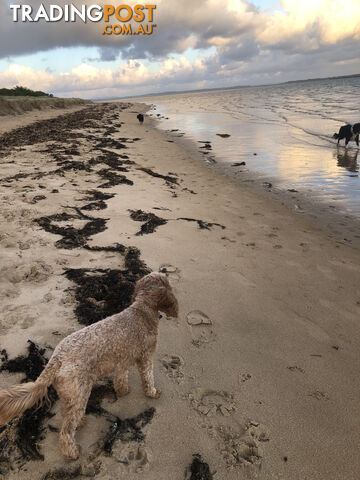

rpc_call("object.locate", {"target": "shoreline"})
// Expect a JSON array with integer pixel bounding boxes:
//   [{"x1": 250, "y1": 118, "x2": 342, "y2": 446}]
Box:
[
  {"x1": 140, "y1": 102, "x2": 360, "y2": 250},
  {"x1": 0, "y1": 101, "x2": 359, "y2": 479}
]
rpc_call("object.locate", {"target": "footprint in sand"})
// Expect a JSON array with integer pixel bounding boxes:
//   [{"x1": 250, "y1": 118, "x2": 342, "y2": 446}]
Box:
[
  {"x1": 186, "y1": 310, "x2": 215, "y2": 347},
  {"x1": 160, "y1": 354, "x2": 184, "y2": 383},
  {"x1": 189, "y1": 388, "x2": 235, "y2": 417},
  {"x1": 3, "y1": 262, "x2": 53, "y2": 284},
  {"x1": 309, "y1": 390, "x2": 329, "y2": 401},
  {"x1": 214, "y1": 420, "x2": 270, "y2": 469},
  {"x1": 186, "y1": 310, "x2": 211, "y2": 326},
  {"x1": 239, "y1": 373, "x2": 252, "y2": 384},
  {"x1": 287, "y1": 366, "x2": 305, "y2": 374},
  {"x1": 112, "y1": 442, "x2": 150, "y2": 473},
  {"x1": 159, "y1": 264, "x2": 181, "y2": 282}
]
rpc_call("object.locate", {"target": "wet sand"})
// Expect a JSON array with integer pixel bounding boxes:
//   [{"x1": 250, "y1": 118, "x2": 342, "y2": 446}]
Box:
[{"x1": 0, "y1": 102, "x2": 359, "y2": 480}]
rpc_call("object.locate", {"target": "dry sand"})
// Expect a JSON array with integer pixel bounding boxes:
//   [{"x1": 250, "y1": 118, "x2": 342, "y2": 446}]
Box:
[{"x1": 0, "y1": 101, "x2": 359, "y2": 480}]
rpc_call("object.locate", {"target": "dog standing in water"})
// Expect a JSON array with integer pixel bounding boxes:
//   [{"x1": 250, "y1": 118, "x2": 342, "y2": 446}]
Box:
[
  {"x1": 333, "y1": 123, "x2": 360, "y2": 146},
  {"x1": 0, "y1": 272, "x2": 178, "y2": 459}
]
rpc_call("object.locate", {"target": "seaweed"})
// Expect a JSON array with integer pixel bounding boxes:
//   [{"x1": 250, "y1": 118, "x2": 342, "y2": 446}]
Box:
[
  {"x1": 34, "y1": 209, "x2": 108, "y2": 249},
  {"x1": 65, "y1": 246, "x2": 149, "y2": 325},
  {"x1": 0, "y1": 341, "x2": 57, "y2": 467},
  {"x1": 178, "y1": 217, "x2": 225, "y2": 230},
  {"x1": 0, "y1": 105, "x2": 113, "y2": 156},
  {"x1": 102, "y1": 408, "x2": 155, "y2": 455},
  {"x1": 97, "y1": 168, "x2": 133, "y2": 188},
  {"x1": 1, "y1": 340, "x2": 47, "y2": 381},
  {"x1": 138, "y1": 167, "x2": 178, "y2": 185},
  {"x1": 81, "y1": 190, "x2": 115, "y2": 202},
  {"x1": 95, "y1": 138, "x2": 127, "y2": 150},
  {"x1": 41, "y1": 461, "x2": 102, "y2": 480},
  {"x1": 91, "y1": 149, "x2": 133, "y2": 169},
  {"x1": 41, "y1": 466, "x2": 82, "y2": 480},
  {"x1": 80, "y1": 189, "x2": 115, "y2": 210},
  {"x1": 187, "y1": 454, "x2": 213, "y2": 480},
  {"x1": 80, "y1": 200, "x2": 107, "y2": 211},
  {"x1": 129, "y1": 209, "x2": 167, "y2": 235},
  {"x1": 86, "y1": 381, "x2": 117, "y2": 416}
]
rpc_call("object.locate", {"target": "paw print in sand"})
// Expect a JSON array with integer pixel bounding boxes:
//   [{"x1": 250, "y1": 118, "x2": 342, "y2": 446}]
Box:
[
  {"x1": 160, "y1": 354, "x2": 184, "y2": 383},
  {"x1": 159, "y1": 264, "x2": 181, "y2": 282},
  {"x1": 112, "y1": 442, "x2": 150, "y2": 473},
  {"x1": 189, "y1": 388, "x2": 235, "y2": 417},
  {"x1": 216, "y1": 420, "x2": 270, "y2": 469},
  {"x1": 186, "y1": 310, "x2": 215, "y2": 347}
]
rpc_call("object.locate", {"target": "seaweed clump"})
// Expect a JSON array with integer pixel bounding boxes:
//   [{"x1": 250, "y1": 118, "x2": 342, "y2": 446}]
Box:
[
  {"x1": 80, "y1": 189, "x2": 115, "y2": 211},
  {"x1": 178, "y1": 217, "x2": 225, "y2": 230},
  {"x1": 129, "y1": 209, "x2": 167, "y2": 235},
  {"x1": 102, "y1": 408, "x2": 155, "y2": 455},
  {"x1": 34, "y1": 208, "x2": 108, "y2": 249},
  {"x1": 0, "y1": 341, "x2": 57, "y2": 469},
  {"x1": 138, "y1": 167, "x2": 178, "y2": 185},
  {"x1": 187, "y1": 454, "x2": 213, "y2": 480},
  {"x1": 65, "y1": 246, "x2": 150, "y2": 325},
  {"x1": 97, "y1": 168, "x2": 134, "y2": 188}
]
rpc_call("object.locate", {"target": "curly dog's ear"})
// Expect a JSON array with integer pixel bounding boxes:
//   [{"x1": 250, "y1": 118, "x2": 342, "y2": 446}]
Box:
[
  {"x1": 131, "y1": 273, "x2": 178, "y2": 317},
  {"x1": 157, "y1": 275, "x2": 178, "y2": 318},
  {"x1": 131, "y1": 272, "x2": 163, "y2": 303}
]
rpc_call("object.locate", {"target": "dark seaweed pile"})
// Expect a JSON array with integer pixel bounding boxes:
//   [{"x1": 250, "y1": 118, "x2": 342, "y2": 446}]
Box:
[
  {"x1": 65, "y1": 246, "x2": 150, "y2": 325},
  {"x1": 129, "y1": 209, "x2": 168, "y2": 235},
  {"x1": 80, "y1": 189, "x2": 115, "y2": 209},
  {"x1": 0, "y1": 342, "x2": 57, "y2": 468},
  {"x1": 102, "y1": 408, "x2": 155, "y2": 455},
  {"x1": 97, "y1": 168, "x2": 133, "y2": 188},
  {"x1": 188, "y1": 454, "x2": 213, "y2": 480},
  {"x1": 34, "y1": 209, "x2": 108, "y2": 249},
  {"x1": 0, "y1": 105, "x2": 108, "y2": 155}
]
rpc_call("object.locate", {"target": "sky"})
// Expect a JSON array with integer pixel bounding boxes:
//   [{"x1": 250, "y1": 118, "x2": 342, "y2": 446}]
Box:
[{"x1": 0, "y1": 0, "x2": 359, "y2": 99}]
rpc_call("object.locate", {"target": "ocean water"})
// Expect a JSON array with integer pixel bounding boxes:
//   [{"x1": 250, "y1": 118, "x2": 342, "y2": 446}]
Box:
[{"x1": 137, "y1": 76, "x2": 360, "y2": 215}]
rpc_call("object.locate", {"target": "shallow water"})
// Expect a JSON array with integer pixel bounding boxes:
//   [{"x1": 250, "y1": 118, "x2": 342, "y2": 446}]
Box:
[{"x1": 136, "y1": 77, "x2": 360, "y2": 215}]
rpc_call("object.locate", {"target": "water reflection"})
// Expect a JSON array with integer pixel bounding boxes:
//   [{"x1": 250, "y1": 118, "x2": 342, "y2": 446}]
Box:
[
  {"x1": 137, "y1": 77, "x2": 360, "y2": 215},
  {"x1": 335, "y1": 148, "x2": 359, "y2": 173}
]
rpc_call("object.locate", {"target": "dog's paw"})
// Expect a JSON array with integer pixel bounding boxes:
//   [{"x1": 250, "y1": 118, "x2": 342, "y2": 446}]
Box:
[
  {"x1": 63, "y1": 444, "x2": 81, "y2": 460},
  {"x1": 116, "y1": 386, "x2": 131, "y2": 397},
  {"x1": 146, "y1": 387, "x2": 161, "y2": 399}
]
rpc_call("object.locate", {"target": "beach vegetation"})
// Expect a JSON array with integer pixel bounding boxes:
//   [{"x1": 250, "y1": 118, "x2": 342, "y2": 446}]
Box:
[{"x1": 0, "y1": 86, "x2": 53, "y2": 97}]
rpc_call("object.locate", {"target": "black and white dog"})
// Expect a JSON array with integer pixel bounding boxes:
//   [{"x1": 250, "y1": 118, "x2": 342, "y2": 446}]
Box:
[
  {"x1": 333, "y1": 123, "x2": 360, "y2": 146},
  {"x1": 137, "y1": 113, "x2": 144, "y2": 124}
]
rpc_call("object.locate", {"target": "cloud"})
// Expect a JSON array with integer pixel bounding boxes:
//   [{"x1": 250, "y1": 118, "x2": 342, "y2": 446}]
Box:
[
  {"x1": 258, "y1": 0, "x2": 360, "y2": 48},
  {"x1": 1, "y1": 1, "x2": 360, "y2": 97},
  {"x1": 0, "y1": 55, "x2": 208, "y2": 97},
  {"x1": 1, "y1": 0, "x2": 360, "y2": 60}
]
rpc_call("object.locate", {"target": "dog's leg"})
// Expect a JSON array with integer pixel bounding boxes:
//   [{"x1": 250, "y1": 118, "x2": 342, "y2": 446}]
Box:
[
  {"x1": 356, "y1": 135, "x2": 359, "y2": 147},
  {"x1": 56, "y1": 377, "x2": 92, "y2": 460},
  {"x1": 345, "y1": 137, "x2": 350, "y2": 146},
  {"x1": 114, "y1": 368, "x2": 130, "y2": 396},
  {"x1": 136, "y1": 358, "x2": 161, "y2": 398}
]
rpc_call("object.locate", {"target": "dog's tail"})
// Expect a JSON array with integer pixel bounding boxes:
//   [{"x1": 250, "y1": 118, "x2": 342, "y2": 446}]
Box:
[
  {"x1": 333, "y1": 133, "x2": 339, "y2": 139},
  {"x1": 0, "y1": 357, "x2": 58, "y2": 425}
]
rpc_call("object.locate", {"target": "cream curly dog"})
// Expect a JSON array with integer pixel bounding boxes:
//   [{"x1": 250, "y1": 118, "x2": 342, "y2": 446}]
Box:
[{"x1": 0, "y1": 272, "x2": 178, "y2": 459}]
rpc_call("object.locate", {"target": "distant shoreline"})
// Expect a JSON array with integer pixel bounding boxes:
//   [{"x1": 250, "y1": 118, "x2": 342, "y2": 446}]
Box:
[{"x1": 96, "y1": 72, "x2": 360, "y2": 101}]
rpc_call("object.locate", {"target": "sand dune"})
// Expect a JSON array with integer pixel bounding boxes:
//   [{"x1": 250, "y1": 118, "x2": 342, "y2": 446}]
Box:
[{"x1": 0, "y1": 96, "x2": 89, "y2": 117}]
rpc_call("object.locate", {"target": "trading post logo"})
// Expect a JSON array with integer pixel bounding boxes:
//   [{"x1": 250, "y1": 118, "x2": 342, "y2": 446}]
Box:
[{"x1": 9, "y1": 4, "x2": 157, "y2": 36}]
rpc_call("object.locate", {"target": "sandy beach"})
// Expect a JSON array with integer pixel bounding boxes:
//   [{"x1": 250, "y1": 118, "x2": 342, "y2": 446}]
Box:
[{"x1": 0, "y1": 101, "x2": 359, "y2": 480}]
